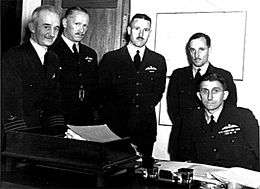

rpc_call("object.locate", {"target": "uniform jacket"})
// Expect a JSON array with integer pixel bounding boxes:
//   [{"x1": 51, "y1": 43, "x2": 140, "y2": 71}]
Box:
[
  {"x1": 99, "y1": 46, "x2": 167, "y2": 143},
  {"x1": 50, "y1": 36, "x2": 98, "y2": 125},
  {"x1": 167, "y1": 64, "x2": 237, "y2": 159},
  {"x1": 177, "y1": 104, "x2": 259, "y2": 170},
  {"x1": 2, "y1": 41, "x2": 62, "y2": 129}
]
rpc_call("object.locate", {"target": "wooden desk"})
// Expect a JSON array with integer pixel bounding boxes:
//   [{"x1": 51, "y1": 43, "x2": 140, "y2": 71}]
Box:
[
  {"x1": 1, "y1": 126, "x2": 138, "y2": 187},
  {"x1": 2, "y1": 164, "x2": 196, "y2": 189}
]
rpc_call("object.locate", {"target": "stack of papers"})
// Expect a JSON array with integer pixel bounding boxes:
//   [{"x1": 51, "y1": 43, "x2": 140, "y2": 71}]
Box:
[
  {"x1": 65, "y1": 124, "x2": 121, "y2": 143},
  {"x1": 211, "y1": 167, "x2": 260, "y2": 188}
]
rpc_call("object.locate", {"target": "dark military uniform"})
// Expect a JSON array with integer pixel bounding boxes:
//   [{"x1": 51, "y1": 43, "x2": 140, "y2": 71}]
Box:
[
  {"x1": 51, "y1": 36, "x2": 99, "y2": 125},
  {"x1": 177, "y1": 104, "x2": 259, "y2": 171},
  {"x1": 99, "y1": 46, "x2": 167, "y2": 161},
  {"x1": 2, "y1": 41, "x2": 62, "y2": 130},
  {"x1": 167, "y1": 64, "x2": 237, "y2": 160}
]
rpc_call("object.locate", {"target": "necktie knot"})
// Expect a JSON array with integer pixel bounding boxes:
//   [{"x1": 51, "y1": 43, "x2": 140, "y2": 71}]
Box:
[
  {"x1": 209, "y1": 115, "x2": 216, "y2": 125},
  {"x1": 43, "y1": 48, "x2": 49, "y2": 65},
  {"x1": 72, "y1": 43, "x2": 79, "y2": 60},
  {"x1": 134, "y1": 50, "x2": 141, "y2": 70},
  {"x1": 72, "y1": 43, "x2": 78, "y2": 54},
  {"x1": 195, "y1": 68, "x2": 201, "y2": 78}
]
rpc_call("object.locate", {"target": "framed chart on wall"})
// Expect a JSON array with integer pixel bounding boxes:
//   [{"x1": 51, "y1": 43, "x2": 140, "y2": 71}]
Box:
[{"x1": 155, "y1": 11, "x2": 247, "y2": 126}]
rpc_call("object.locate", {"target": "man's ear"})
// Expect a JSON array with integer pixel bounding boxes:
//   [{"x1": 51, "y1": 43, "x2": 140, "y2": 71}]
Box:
[
  {"x1": 127, "y1": 26, "x2": 131, "y2": 35},
  {"x1": 62, "y1": 18, "x2": 67, "y2": 28},
  {"x1": 223, "y1": 90, "x2": 229, "y2": 101},
  {"x1": 28, "y1": 21, "x2": 35, "y2": 33},
  {"x1": 196, "y1": 92, "x2": 202, "y2": 101}
]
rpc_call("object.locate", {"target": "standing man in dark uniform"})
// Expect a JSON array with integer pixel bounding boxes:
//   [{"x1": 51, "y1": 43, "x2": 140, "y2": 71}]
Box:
[
  {"x1": 177, "y1": 73, "x2": 259, "y2": 170},
  {"x1": 51, "y1": 7, "x2": 99, "y2": 125},
  {"x1": 99, "y1": 14, "x2": 167, "y2": 168},
  {"x1": 167, "y1": 33, "x2": 237, "y2": 160},
  {"x1": 2, "y1": 5, "x2": 62, "y2": 131}
]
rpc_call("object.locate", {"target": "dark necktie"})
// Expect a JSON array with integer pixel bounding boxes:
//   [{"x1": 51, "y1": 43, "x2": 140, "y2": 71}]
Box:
[
  {"x1": 195, "y1": 68, "x2": 202, "y2": 81},
  {"x1": 208, "y1": 115, "x2": 216, "y2": 132},
  {"x1": 43, "y1": 49, "x2": 49, "y2": 76},
  {"x1": 72, "y1": 43, "x2": 79, "y2": 59},
  {"x1": 134, "y1": 50, "x2": 141, "y2": 70}
]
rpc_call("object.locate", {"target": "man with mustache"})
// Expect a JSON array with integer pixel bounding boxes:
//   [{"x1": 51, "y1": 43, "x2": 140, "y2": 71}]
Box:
[
  {"x1": 167, "y1": 32, "x2": 237, "y2": 160},
  {"x1": 51, "y1": 7, "x2": 99, "y2": 125},
  {"x1": 177, "y1": 73, "x2": 259, "y2": 170},
  {"x1": 2, "y1": 5, "x2": 63, "y2": 130},
  {"x1": 99, "y1": 14, "x2": 167, "y2": 168}
]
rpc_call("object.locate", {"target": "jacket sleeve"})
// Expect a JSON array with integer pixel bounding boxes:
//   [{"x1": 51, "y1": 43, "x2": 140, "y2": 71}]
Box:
[
  {"x1": 149, "y1": 55, "x2": 167, "y2": 108},
  {"x1": 2, "y1": 50, "x2": 24, "y2": 124},
  {"x1": 242, "y1": 108, "x2": 259, "y2": 170},
  {"x1": 225, "y1": 71, "x2": 237, "y2": 106},
  {"x1": 166, "y1": 71, "x2": 181, "y2": 126}
]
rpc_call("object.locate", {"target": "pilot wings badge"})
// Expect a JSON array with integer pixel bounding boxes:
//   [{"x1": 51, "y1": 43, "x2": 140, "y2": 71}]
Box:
[
  {"x1": 145, "y1": 66, "x2": 157, "y2": 72},
  {"x1": 85, "y1": 56, "x2": 93, "y2": 62}
]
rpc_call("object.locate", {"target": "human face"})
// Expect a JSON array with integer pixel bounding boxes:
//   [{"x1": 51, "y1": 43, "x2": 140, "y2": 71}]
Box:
[
  {"x1": 189, "y1": 37, "x2": 209, "y2": 67},
  {"x1": 62, "y1": 10, "x2": 89, "y2": 42},
  {"x1": 127, "y1": 18, "x2": 151, "y2": 47},
  {"x1": 29, "y1": 10, "x2": 60, "y2": 47},
  {"x1": 197, "y1": 80, "x2": 229, "y2": 113}
]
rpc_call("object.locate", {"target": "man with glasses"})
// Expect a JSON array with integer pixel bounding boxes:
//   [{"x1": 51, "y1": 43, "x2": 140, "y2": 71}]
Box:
[
  {"x1": 167, "y1": 32, "x2": 237, "y2": 160},
  {"x1": 176, "y1": 73, "x2": 259, "y2": 170}
]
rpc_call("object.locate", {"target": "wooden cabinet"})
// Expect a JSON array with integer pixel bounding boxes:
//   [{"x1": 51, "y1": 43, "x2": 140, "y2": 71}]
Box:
[{"x1": 43, "y1": 0, "x2": 130, "y2": 62}]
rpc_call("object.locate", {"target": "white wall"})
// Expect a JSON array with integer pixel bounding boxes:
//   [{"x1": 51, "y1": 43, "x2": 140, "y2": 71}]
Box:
[
  {"x1": 130, "y1": 0, "x2": 260, "y2": 160},
  {"x1": 21, "y1": 0, "x2": 41, "y2": 43}
]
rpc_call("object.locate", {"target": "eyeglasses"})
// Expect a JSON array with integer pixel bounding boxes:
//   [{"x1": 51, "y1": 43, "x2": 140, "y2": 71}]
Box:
[{"x1": 199, "y1": 88, "x2": 224, "y2": 96}]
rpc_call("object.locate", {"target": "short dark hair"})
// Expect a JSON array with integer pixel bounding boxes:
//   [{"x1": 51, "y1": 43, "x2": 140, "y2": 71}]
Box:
[
  {"x1": 129, "y1": 13, "x2": 151, "y2": 26},
  {"x1": 64, "y1": 6, "x2": 89, "y2": 18},
  {"x1": 187, "y1": 32, "x2": 211, "y2": 48},
  {"x1": 199, "y1": 73, "x2": 228, "y2": 91},
  {"x1": 185, "y1": 32, "x2": 211, "y2": 65}
]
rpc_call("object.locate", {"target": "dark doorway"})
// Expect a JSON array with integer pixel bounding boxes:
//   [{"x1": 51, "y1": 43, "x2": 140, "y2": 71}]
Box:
[{"x1": 1, "y1": 0, "x2": 23, "y2": 54}]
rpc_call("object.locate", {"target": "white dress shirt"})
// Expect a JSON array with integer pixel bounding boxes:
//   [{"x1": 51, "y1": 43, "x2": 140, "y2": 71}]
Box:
[
  {"x1": 127, "y1": 42, "x2": 145, "y2": 62},
  {"x1": 30, "y1": 38, "x2": 48, "y2": 65},
  {"x1": 61, "y1": 34, "x2": 79, "y2": 53},
  {"x1": 204, "y1": 104, "x2": 224, "y2": 124},
  {"x1": 192, "y1": 61, "x2": 209, "y2": 78}
]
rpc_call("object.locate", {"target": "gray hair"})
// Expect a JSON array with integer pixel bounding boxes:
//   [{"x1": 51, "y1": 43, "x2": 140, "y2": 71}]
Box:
[{"x1": 31, "y1": 5, "x2": 61, "y2": 23}]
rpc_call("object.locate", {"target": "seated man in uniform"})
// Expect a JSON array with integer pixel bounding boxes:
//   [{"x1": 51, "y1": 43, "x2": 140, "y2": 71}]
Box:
[{"x1": 176, "y1": 73, "x2": 259, "y2": 170}]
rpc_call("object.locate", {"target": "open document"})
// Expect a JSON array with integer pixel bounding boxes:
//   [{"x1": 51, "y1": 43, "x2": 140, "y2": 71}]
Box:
[{"x1": 65, "y1": 124, "x2": 121, "y2": 143}]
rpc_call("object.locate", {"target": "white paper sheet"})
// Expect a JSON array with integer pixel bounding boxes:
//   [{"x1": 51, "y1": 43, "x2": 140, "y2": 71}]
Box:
[
  {"x1": 66, "y1": 124, "x2": 121, "y2": 143},
  {"x1": 211, "y1": 167, "x2": 260, "y2": 188}
]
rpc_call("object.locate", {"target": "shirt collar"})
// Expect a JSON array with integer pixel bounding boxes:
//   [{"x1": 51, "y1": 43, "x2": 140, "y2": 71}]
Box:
[
  {"x1": 30, "y1": 38, "x2": 48, "y2": 65},
  {"x1": 204, "y1": 103, "x2": 224, "y2": 124},
  {"x1": 192, "y1": 61, "x2": 209, "y2": 77},
  {"x1": 127, "y1": 42, "x2": 146, "y2": 61},
  {"x1": 62, "y1": 34, "x2": 79, "y2": 53}
]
